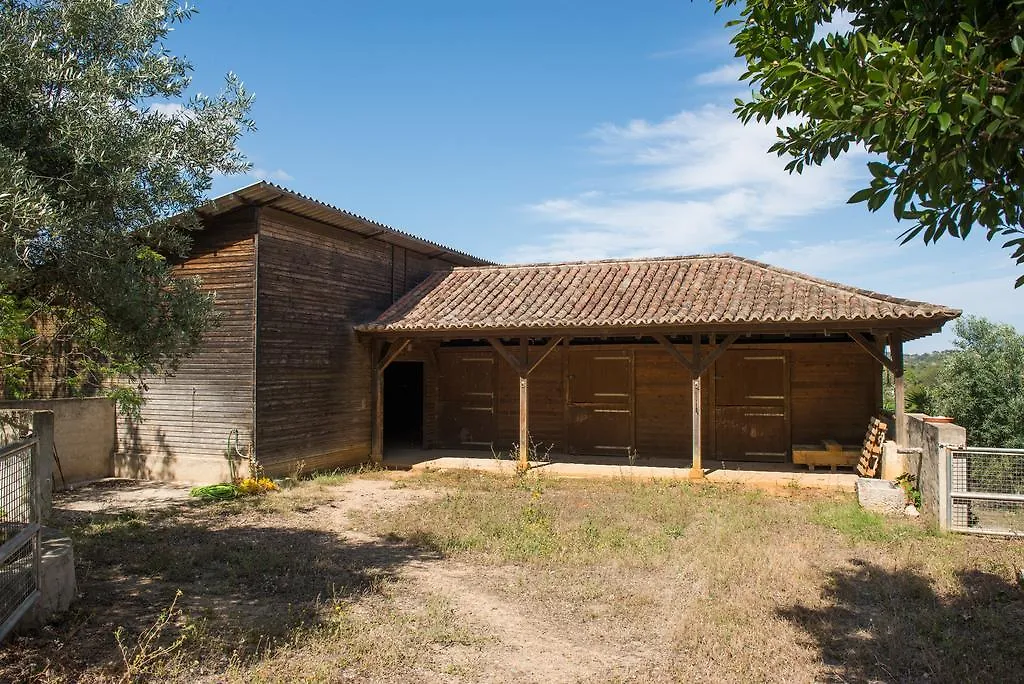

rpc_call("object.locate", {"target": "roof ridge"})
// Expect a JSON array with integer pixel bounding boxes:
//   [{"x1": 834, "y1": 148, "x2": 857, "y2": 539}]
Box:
[
  {"x1": 213, "y1": 181, "x2": 490, "y2": 264},
  {"x1": 452, "y1": 253, "x2": 733, "y2": 272}
]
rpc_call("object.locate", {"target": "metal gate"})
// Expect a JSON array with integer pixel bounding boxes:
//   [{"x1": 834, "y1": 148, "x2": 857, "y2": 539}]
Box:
[
  {"x1": 0, "y1": 436, "x2": 40, "y2": 640},
  {"x1": 947, "y1": 447, "x2": 1024, "y2": 537}
]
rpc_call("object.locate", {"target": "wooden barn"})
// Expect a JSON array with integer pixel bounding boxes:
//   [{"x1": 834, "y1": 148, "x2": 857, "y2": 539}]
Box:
[
  {"x1": 118, "y1": 183, "x2": 960, "y2": 482},
  {"x1": 357, "y1": 256, "x2": 960, "y2": 474},
  {"x1": 116, "y1": 182, "x2": 487, "y2": 482}
]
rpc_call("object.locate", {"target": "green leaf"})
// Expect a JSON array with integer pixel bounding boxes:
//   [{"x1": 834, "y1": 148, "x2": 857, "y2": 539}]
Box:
[
  {"x1": 868, "y1": 161, "x2": 893, "y2": 179},
  {"x1": 848, "y1": 187, "x2": 874, "y2": 204},
  {"x1": 937, "y1": 112, "x2": 952, "y2": 131},
  {"x1": 1013, "y1": 36, "x2": 1024, "y2": 56}
]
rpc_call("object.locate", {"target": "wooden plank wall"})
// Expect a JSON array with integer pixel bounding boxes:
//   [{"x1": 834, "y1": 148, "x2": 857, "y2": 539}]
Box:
[
  {"x1": 116, "y1": 208, "x2": 258, "y2": 483},
  {"x1": 496, "y1": 347, "x2": 564, "y2": 453},
  {"x1": 433, "y1": 341, "x2": 880, "y2": 461},
  {"x1": 255, "y1": 207, "x2": 454, "y2": 474},
  {"x1": 790, "y1": 343, "x2": 880, "y2": 445}
]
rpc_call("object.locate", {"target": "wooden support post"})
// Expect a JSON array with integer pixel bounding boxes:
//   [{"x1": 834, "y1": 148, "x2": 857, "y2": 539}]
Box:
[
  {"x1": 487, "y1": 336, "x2": 563, "y2": 471},
  {"x1": 891, "y1": 332, "x2": 905, "y2": 446},
  {"x1": 691, "y1": 333, "x2": 704, "y2": 479},
  {"x1": 519, "y1": 376, "x2": 529, "y2": 469},
  {"x1": 692, "y1": 376, "x2": 703, "y2": 479},
  {"x1": 518, "y1": 337, "x2": 530, "y2": 468},
  {"x1": 653, "y1": 332, "x2": 740, "y2": 480},
  {"x1": 371, "y1": 366, "x2": 384, "y2": 463},
  {"x1": 370, "y1": 337, "x2": 411, "y2": 463}
]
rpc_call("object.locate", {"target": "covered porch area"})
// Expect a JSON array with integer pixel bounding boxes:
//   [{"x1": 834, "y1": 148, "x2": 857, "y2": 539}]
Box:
[{"x1": 356, "y1": 255, "x2": 960, "y2": 478}]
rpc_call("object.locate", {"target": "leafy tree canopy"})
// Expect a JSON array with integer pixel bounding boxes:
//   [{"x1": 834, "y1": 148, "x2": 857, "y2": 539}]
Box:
[
  {"x1": 0, "y1": 0, "x2": 253, "y2": 412},
  {"x1": 933, "y1": 317, "x2": 1024, "y2": 448},
  {"x1": 716, "y1": 0, "x2": 1024, "y2": 286}
]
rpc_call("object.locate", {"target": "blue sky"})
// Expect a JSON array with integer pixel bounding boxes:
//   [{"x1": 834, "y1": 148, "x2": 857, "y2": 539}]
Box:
[{"x1": 169, "y1": 1, "x2": 1020, "y2": 352}]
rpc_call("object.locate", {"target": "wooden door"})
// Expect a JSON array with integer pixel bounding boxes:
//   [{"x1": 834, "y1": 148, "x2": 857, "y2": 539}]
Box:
[
  {"x1": 567, "y1": 350, "x2": 634, "y2": 457},
  {"x1": 714, "y1": 351, "x2": 789, "y2": 461},
  {"x1": 438, "y1": 352, "x2": 497, "y2": 448}
]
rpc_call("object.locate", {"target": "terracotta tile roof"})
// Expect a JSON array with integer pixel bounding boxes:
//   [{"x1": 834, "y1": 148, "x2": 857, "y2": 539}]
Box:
[{"x1": 358, "y1": 254, "x2": 961, "y2": 335}]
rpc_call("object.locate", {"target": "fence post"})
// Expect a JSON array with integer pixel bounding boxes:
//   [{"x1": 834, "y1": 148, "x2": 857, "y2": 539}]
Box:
[
  {"x1": 31, "y1": 411, "x2": 54, "y2": 520},
  {"x1": 939, "y1": 446, "x2": 950, "y2": 532}
]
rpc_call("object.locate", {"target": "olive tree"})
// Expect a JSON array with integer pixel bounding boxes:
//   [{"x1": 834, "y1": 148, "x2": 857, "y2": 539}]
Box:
[{"x1": 0, "y1": 0, "x2": 253, "y2": 412}]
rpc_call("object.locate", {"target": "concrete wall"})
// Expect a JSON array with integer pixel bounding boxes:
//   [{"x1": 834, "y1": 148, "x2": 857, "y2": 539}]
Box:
[
  {"x1": 902, "y1": 413, "x2": 967, "y2": 529},
  {"x1": 0, "y1": 398, "x2": 115, "y2": 488}
]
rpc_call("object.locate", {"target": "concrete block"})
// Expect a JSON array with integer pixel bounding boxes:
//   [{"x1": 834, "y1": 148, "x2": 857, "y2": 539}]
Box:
[
  {"x1": 879, "y1": 440, "x2": 906, "y2": 481},
  {"x1": 16, "y1": 528, "x2": 76, "y2": 633},
  {"x1": 857, "y1": 477, "x2": 906, "y2": 514}
]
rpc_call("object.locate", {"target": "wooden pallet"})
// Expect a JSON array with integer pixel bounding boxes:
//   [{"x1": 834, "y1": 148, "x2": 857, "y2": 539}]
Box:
[
  {"x1": 793, "y1": 439, "x2": 860, "y2": 471},
  {"x1": 856, "y1": 417, "x2": 889, "y2": 477}
]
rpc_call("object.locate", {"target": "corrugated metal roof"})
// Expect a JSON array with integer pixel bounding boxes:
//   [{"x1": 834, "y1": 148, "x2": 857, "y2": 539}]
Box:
[
  {"x1": 358, "y1": 254, "x2": 961, "y2": 337},
  {"x1": 198, "y1": 181, "x2": 488, "y2": 266}
]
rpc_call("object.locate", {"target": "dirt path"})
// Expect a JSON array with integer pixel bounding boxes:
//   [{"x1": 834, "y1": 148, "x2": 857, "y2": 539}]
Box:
[
  {"x1": 404, "y1": 561, "x2": 654, "y2": 683},
  {"x1": 315, "y1": 477, "x2": 656, "y2": 683},
  {"x1": 44, "y1": 475, "x2": 660, "y2": 682}
]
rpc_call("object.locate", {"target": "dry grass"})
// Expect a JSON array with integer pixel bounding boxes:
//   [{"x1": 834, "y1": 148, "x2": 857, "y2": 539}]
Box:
[{"x1": 2, "y1": 470, "x2": 1023, "y2": 683}]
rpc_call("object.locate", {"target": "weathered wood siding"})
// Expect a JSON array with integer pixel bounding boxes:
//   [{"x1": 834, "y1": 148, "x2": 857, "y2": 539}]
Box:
[
  {"x1": 790, "y1": 343, "x2": 881, "y2": 445},
  {"x1": 255, "y1": 207, "x2": 454, "y2": 474},
  {"x1": 116, "y1": 208, "x2": 257, "y2": 483},
  {"x1": 496, "y1": 346, "x2": 565, "y2": 453},
  {"x1": 433, "y1": 341, "x2": 881, "y2": 461}
]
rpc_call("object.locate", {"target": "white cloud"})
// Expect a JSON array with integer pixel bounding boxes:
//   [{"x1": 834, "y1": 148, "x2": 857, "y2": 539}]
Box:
[
  {"x1": 251, "y1": 167, "x2": 294, "y2": 183},
  {"x1": 149, "y1": 102, "x2": 192, "y2": 120},
  {"x1": 694, "y1": 63, "x2": 745, "y2": 86},
  {"x1": 758, "y1": 239, "x2": 892, "y2": 277},
  {"x1": 506, "y1": 105, "x2": 863, "y2": 263}
]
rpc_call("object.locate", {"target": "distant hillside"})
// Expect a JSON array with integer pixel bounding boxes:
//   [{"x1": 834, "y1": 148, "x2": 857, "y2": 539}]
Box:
[{"x1": 905, "y1": 349, "x2": 954, "y2": 387}]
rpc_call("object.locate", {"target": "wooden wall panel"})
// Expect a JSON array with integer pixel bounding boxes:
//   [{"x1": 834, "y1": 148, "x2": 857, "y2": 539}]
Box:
[
  {"x1": 790, "y1": 343, "x2": 880, "y2": 445},
  {"x1": 117, "y1": 211, "x2": 257, "y2": 483},
  {"x1": 431, "y1": 341, "x2": 881, "y2": 463},
  {"x1": 437, "y1": 351, "x2": 496, "y2": 447},
  {"x1": 496, "y1": 346, "x2": 564, "y2": 453},
  {"x1": 255, "y1": 207, "x2": 457, "y2": 473},
  {"x1": 634, "y1": 348, "x2": 692, "y2": 460}
]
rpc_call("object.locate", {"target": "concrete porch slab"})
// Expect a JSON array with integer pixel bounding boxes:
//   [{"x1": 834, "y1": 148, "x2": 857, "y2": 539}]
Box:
[{"x1": 384, "y1": 449, "x2": 857, "y2": 493}]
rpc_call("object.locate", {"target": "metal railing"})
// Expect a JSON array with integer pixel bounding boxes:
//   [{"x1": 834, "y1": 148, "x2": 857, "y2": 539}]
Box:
[
  {"x1": 0, "y1": 436, "x2": 40, "y2": 641},
  {"x1": 947, "y1": 447, "x2": 1024, "y2": 537}
]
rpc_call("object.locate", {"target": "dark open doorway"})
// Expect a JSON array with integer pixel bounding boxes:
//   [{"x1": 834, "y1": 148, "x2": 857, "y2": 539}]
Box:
[{"x1": 383, "y1": 361, "x2": 424, "y2": 448}]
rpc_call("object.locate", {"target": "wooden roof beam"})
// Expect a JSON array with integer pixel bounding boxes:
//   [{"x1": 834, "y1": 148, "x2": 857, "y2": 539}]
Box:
[
  {"x1": 848, "y1": 331, "x2": 898, "y2": 374},
  {"x1": 695, "y1": 333, "x2": 740, "y2": 376},
  {"x1": 487, "y1": 337, "x2": 526, "y2": 376},
  {"x1": 653, "y1": 334, "x2": 697, "y2": 375},
  {"x1": 377, "y1": 337, "x2": 411, "y2": 371}
]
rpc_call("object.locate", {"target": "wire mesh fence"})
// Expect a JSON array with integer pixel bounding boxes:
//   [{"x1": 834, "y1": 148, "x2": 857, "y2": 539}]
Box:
[
  {"x1": 0, "y1": 436, "x2": 40, "y2": 640},
  {"x1": 948, "y1": 447, "x2": 1024, "y2": 537}
]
